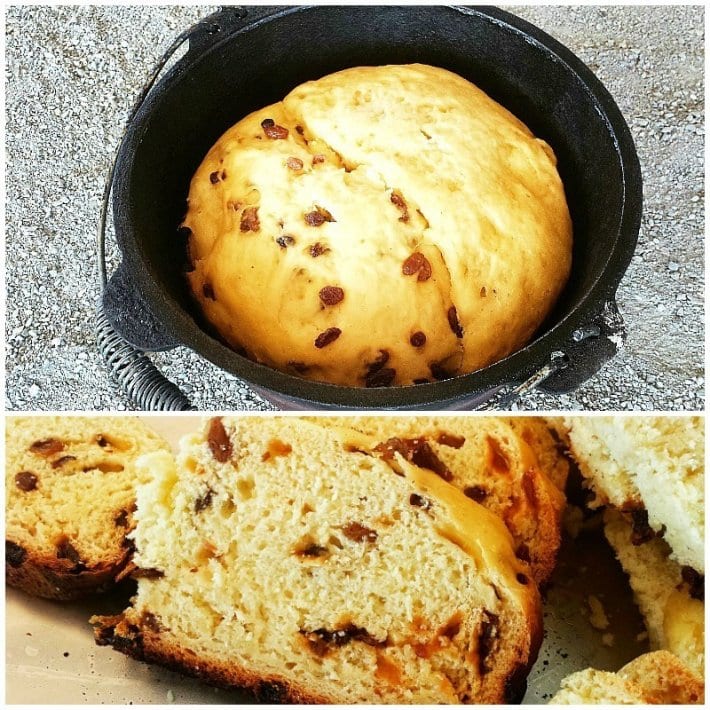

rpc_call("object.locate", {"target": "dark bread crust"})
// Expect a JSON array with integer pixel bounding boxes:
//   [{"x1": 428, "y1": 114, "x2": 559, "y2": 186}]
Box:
[
  {"x1": 92, "y1": 613, "x2": 331, "y2": 704},
  {"x1": 6, "y1": 538, "x2": 130, "y2": 601}
]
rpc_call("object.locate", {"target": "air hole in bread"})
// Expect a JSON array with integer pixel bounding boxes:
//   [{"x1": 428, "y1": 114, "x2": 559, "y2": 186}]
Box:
[
  {"x1": 236, "y1": 479, "x2": 255, "y2": 501},
  {"x1": 219, "y1": 499, "x2": 236, "y2": 519}
]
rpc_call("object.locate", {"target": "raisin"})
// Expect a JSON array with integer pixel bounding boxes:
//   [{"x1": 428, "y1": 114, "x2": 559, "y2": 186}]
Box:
[
  {"x1": 96, "y1": 435, "x2": 110, "y2": 447},
  {"x1": 402, "y1": 252, "x2": 432, "y2": 282},
  {"x1": 209, "y1": 171, "x2": 220, "y2": 184},
  {"x1": 516, "y1": 544, "x2": 531, "y2": 562},
  {"x1": 295, "y1": 125, "x2": 305, "y2": 135},
  {"x1": 286, "y1": 157, "x2": 303, "y2": 170},
  {"x1": 365, "y1": 367, "x2": 396, "y2": 388},
  {"x1": 312, "y1": 154, "x2": 326, "y2": 165},
  {"x1": 305, "y1": 207, "x2": 335, "y2": 226},
  {"x1": 52, "y1": 455, "x2": 77, "y2": 469},
  {"x1": 478, "y1": 612, "x2": 499, "y2": 674},
  {"x1": 375, "y1": 438, "x2": 452, "y2": 481},
  {"x1": 202, "y1": 283, "x2": 216, "y2": 300},
  {"x1": 366, "y1": 349, "x2": 390, "y2": 374},
  {"x1": 276, "y1": 235, "x2": 295, "y2": 248},
  {"x1": 487, "y1": 437, "x2": 510, "y2": 474},
  {"x1": 315, "y1": 327, "x2": 341, "y2": 348},
  {"x1": 15, "y1": 471, "x2": 38, "y2": 491},
  {"x1": 56, "y1": 538, "x2": 83, "y2": 566},
  {"x1": 309, "y1": 242, "x2": 329, "y2": 257},
  {"x1": 319, "y1": 286, "x2": 345, "y2": 306},
  {"x1": 430, "y1": 362, "x2": 455, "y2": 380},
  {"x1": 297, "y1": 543, "x2": 328, "y2": 558},
  {"x1": 194, "y1": 489, "x2": 214, "y2": 513},
  {"x1": 390, "y1": 192, "x2": 410, "y2": 222},
  {"x1": 411, "y1": 441, "x2": 452, "y2": 481},
  {"x1": 629, "y1": 509, "x2": 655, "y2": 545},
  {"x1": 437, "y1": 432, "x2": 465, "y2": 448},
  {"x1": 681, "y1": 566, "x2": 704, "y2": 601},
  {"x1": 464, "y1": 486, "x2": 487, "y2": 503},
  {"x1": 207, "y1": 418, "x2": 232, "y2": 463},
  {"x1": 409, "y1": 493, "x2": 431, "y2": 510},
  {"x1": 300, "y1": 625, "x2": 384, "y2": 656},
  {"x1": 447, "y1": 305, "x2": 464, "y2": 338},
  {"x1": 6, "y1": 541, "x2": 26, "y2": 567},
  {"x1": 261, "y1": 118, "x2": 289, "y2": 139},
  {"x1": 410, "y1": 331, "x2": 426, "y2": 347},
  {"x1": 341, "y1": 522, "x2": 378, "y2": 543},
  {"x1": 240, "y1": 206, "x2": 260, "y2": 232},
  {"x1": 29, "y1": 438, "x2": 64, "y2": 456}
]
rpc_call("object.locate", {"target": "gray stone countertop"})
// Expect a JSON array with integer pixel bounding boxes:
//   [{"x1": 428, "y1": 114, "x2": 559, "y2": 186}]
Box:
[{"x1": 5, "y1": 5, "x2": 704, "y2": 411}]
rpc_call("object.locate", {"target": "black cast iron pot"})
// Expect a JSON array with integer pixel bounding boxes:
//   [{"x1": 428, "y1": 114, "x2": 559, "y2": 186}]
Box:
[{"x1": 102, "y1": 5, "x2": 642, "y2": 410}]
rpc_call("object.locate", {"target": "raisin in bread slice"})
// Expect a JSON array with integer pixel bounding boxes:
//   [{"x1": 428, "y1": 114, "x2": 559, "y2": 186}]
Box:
[
  {"x1": 549, "y1": 651, "x2": 704, "y2": 704},
  {"x1": 6, "y1": 416, "x2": 170, "y2": 600},
  {"x1": 92, "y1": 417, "x2": 541, "y2": 704},
  {"x1": 325, "y1": 416, "x2": 567, "y2": 585},
  {"x1": 561, "y1": 415, "x2": 704, "y2": 572},
  {"x1": 604, "y1": 509, "x2": 704, "y2": 678}
]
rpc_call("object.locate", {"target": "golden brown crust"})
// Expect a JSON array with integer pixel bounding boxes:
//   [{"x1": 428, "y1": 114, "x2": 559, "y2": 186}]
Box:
[
  {"x1": 6, "y1": 539, "x2": 129, "y2": 600},
  {"x1": 92, "y1": 613, "x2": 332, "y2": 704}
]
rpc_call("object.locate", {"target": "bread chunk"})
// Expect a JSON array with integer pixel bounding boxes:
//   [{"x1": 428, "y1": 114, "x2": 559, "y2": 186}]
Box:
[
  {"x1": 326, "y1": 416, "x2": 567, "y2": 585},
  {"x1": 5, "y1": 416, "x2": 170, "y2": 600},
  {"x1": 561, "y1": 415, "x2": 704, "y2": 572},
  {"x1": 184, "y1": 64, "x2": 572, "y2": 386},
  {"x1": 549, "y1": 650, "x2": 703, "y2": 704},
  {"x1": 92, "y1": 417, "x2": 542, "y2": 703}
]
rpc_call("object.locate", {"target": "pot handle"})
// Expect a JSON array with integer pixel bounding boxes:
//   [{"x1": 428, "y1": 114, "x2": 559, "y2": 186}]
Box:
[{"x1": 483, "y1": 298, "x2": 626, "y2": 409}]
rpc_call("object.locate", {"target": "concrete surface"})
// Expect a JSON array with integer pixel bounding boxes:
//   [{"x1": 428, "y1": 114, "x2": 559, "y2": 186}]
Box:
[{"x1": 5, "y1": 5, "x2": 704, "y2": 411}]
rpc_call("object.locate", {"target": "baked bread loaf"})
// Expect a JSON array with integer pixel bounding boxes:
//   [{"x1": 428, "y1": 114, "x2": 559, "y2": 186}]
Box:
[
  {"x1": 327, "y1": 416, "x2": 567, "y2": 584},
  {"x1": 183, "y1": 63, "x2": 572, "y2": 386},
  {"x1": 604, "y1": 509, "x2": 704, "y2": 678},
  {"x1": 5, "y1": 416, "x2": 170, "y2": 600},
  {"x1": 561, "y1": 416, "x2": 704, "y2": 572},
  {"x1": 549, "y1": 651, "x2": 704, "y2": 704},
  {"x1": 92, "y1": 417, "x2": 542, "y2": 703}
]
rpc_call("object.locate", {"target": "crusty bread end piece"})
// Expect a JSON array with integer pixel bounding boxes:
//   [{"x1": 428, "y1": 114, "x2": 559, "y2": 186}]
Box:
[
  {"x1": 5, "y1": 416, "x2": 170, "y2": 600},
  {"x1": 93, "y1": 417, "x2": 542, "y2": 703}
]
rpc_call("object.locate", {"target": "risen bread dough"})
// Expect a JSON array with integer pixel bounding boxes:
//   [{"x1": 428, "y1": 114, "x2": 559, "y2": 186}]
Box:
[{"x1": 184, "y1": 64, "x2": 572, "y2": 387}]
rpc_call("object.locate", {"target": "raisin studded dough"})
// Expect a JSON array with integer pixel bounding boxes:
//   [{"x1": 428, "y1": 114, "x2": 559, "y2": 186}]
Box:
[
  {"x1": 184, "y1": 64, "x2": 573, "y2": 386},
  {"x1": 5, "y1": 416, "x2": 170, "y2": 600},
  {"x1": 329, "y1": 416, "x2": 567, "y2": 585},
  {"x1": 93, "y1": 417, "x2": 542, "y2": 703}
]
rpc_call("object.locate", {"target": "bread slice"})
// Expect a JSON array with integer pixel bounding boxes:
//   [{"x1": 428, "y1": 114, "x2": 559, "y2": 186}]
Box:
[
  {"x1": 618, "y1": 650, "x2": 704, "y2": 704},
  {"x1": 92, "y1": 417, "x2": 542, "y2": 703},
  {"x1": 323, "y1": 416, "x2": 567, "y2": 585},
  {"x1": 561, "y1": 415, "x2": 704, "y2": 572},
  {"x1": 604, "y1": 509, "x2": 704, "y2": 678},
  {"x1": 5, "y1": 415, "x2": 170, "y2": 600},
  {"x1": 548, "y1": 668, "x2": 648, "y2": 704},
  {"x1": 549, "y1": 650, "x2": 704, "y2": 704}
]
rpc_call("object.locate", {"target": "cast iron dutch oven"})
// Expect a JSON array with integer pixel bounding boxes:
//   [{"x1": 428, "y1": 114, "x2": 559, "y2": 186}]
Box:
[{"x1": 101, "y1": 5, "x2": 642, "y2": 410}]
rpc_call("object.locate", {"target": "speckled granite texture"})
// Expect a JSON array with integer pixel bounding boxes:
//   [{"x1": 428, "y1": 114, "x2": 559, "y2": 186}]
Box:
[{"x1": 5, "y1": 6, "x2": 704, "y2": 411}]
